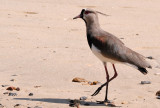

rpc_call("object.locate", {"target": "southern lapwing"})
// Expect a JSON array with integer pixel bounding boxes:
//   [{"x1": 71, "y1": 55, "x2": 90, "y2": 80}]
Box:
[{"x1": 73, "y1": 9, "x2": 152, "y2": 103}]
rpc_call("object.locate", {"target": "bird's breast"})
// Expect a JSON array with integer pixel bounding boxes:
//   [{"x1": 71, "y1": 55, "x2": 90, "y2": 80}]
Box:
[{"x1": 91, "y1": 44, "x2": 120, "y2": 63}]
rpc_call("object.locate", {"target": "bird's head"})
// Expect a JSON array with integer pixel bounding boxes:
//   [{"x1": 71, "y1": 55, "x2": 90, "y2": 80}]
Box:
[
  {"x1": 73, "y1": 9, "x2": 109, "y2": 26},
  {"x1": 73, "y1": 9, "x2": 98, "y2": 24}
]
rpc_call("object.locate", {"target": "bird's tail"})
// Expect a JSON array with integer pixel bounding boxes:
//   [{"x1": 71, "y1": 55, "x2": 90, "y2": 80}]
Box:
[
  {"x1": 138, "y1": 67, "x2": 148, "y2": 75},
  {"x1": 138, "y1": 65, "x2": 152, "y2": 75}
]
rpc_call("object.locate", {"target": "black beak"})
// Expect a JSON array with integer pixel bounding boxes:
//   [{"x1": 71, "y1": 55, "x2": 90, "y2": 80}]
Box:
[
  {"x1": 73, "y1": 14, "x2": 81, "y2": 19},
  {"x1": 73, "y1": 9, "x2": 85, "y2": 20}
]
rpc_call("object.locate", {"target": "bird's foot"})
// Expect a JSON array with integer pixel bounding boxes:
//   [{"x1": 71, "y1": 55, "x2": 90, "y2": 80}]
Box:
[
  {"x1": 96, "y1": 99, "x2": 112, "y2": 104},
  {"x1": 91, "y1": 86, "x2": 102, "y2": 96}
]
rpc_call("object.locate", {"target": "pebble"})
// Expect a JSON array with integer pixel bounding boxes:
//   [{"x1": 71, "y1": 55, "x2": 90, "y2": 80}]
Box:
[
  {"x1": 147, "y1": 56, "x2": 153, "y2": 59},
  {"x1": 91, "y1": 81, "x2": 99, "y2": 85},
  {"x1": 29, "y1": 93, "x2": 33, "y2": 96},
  {"x1": 10, "y1": 79, "x2": 15, "y2": 81},
  {"x1": 6, "y1": 87, "x2": 15, "y2": 91},
  {"x1": 80, "y1": 96, "x2": 87, "y2": 100},
  {"x1": 1, "y1": 85, "x2": 9, "y2": 87},
  {"x1": 8, "y1": 93, "x2": 17, "y2": 96},
  {"x1": 6, "y1": 87, "x2": 20, "y2": 91},
  {"x1": 121, "y1": 101, "x2": 127, "y2": 104},
  {"x1": 12, "y1": 74, "x2": 18, "y2": 76},
  {"x1": 34, "y1": 86, "x2": 41, "y2": 88},
  {"x1": 120, "y1": 38, "x2": 124, "y2": 39},
  {"x1": 88, "y1": 81, "x2": 100, "y2": 85},
  {"x1": 16, "y1": 87, "x2": 20, "y2": 91},
  {"x1": 14, "y1": 104, "x2": 21, "y2": 108},
  {"x1": 72, "y1": 77, "x2": 87, "y2": 82},
  {"x1": 88, "y1": 81, "x2": 92, "y2": 85},
  {"x1": 141, "y1": 81, "x2": 151, "y2": 84},
  {"x1": 3, "y1": 92, "x2": 9, "y2": 95}
]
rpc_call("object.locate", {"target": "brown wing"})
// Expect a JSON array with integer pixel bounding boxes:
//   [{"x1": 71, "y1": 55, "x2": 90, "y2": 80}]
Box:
[{"x1": 92, "y1": 35, "x2": 151, "y2": 69}]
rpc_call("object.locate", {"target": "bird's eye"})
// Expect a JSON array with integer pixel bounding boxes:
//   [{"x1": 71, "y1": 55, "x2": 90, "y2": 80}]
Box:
[{"x1": 84, "y1": 11, "x2": 90, "y2": 14}]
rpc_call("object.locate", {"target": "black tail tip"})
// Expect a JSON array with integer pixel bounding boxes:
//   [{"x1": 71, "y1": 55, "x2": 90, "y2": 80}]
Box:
[{"x1": 138, "y1": 67, "x2": 148, "y2": 75}]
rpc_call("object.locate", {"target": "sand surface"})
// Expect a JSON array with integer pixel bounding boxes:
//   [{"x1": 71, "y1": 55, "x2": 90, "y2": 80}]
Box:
[{"x1": 0, "y1": 0, "x2": 160, "y2": 107}]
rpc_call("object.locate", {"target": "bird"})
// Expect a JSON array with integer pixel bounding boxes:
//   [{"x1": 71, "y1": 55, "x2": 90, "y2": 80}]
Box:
[{"x1": 73, "y1": 9, "x2": 152, "y2": 103}]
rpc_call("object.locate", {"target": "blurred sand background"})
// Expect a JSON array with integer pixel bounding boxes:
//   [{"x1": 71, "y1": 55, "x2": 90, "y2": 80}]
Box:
[{"x1": 0, "y1": 0, "x2": 160, "y2": 107}]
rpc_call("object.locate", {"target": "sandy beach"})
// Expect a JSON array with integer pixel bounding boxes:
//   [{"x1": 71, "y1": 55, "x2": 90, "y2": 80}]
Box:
[{"x1": 0, "y1": 0, "x2": 160, "y2": 107}]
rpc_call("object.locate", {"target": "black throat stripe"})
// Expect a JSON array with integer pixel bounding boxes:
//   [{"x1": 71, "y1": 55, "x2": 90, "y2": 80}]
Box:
[{"x1": 87, "y1": 34, "x2": 92, "y2": 48}]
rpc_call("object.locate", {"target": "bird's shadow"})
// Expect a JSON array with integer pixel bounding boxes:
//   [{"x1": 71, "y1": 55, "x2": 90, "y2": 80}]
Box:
[{"x1": 14, "y1": 98, "x2": 121, "y2": 107}]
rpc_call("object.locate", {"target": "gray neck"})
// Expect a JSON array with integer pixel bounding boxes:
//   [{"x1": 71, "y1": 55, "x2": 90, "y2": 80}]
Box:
[{"x1": 85, "y1": 16, "x2": 101, "y2": 36}]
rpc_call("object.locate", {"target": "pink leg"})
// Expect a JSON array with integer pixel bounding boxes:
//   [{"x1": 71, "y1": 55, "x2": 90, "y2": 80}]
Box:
[
  {"x1": 91, "y1": 63, "x2": 118, "y2": 103},
  {"x1": 104, "y1": 62, "x2": 109, "y2": 82},
  {"x1": 103, "y1": 63, "x2": 110, "y2": 102},
  {"x1": 109, "y1": 64, "x2": 118, "y2": 82}
]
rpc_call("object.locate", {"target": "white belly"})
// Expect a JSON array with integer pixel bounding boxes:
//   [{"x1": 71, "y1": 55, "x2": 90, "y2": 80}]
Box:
[{"x1": 91, "y1": 44, "x2": 119, "y2": 63}]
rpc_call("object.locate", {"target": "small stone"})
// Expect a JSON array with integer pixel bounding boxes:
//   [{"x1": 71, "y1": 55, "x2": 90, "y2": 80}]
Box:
[
  {"x1": 6, "y1": 87, "x2": 20, "y2": 91},
  {"x1": 12, "y1": 74, "x2": 18, "y2": 76},
  {"x1": 80, "y1": 96, "x2": 87, "y2": 100},
  {"x1": 34, "y1": 86, "x2": 41, "y2": 88},
  {"x1": 120, "y1": 38, "x2": 124, "y2": 39},
  {"x1": 8, "y1": 93, "x2": 17, "y2": 96},
  {"x1": 16, "y1": 87, "x2": 20, "y2": 91},
  {"x1": 121, "y1": 101, "x2": 127, "y2": 104},
  {"x1": 89, "y1": 81, "x2": 100, "y2": 85},
  {"x1": 1, "y1": 85, "x2": 8, "y2": 87},
  {"x1": 147, "y1": 56, "x2": 153, "y2": 59},
  {"x1": 92, "y1": 81, "x2": 99, "y2": 85},
  {"x1": 88, "y1": 81, "x2": 92, "y2": 85},
  {"x1": 3, "y1": 92, "x2": 9, "y2": 95},
  {"x1": 156, "y1": 90, "x2": 160, "y2": 96},
  {"x1": 141, "y1": 81, "x2": 151, "y2": 84},
  {"x1": 72, "y1": 77, "x2": 87, "y2": 83},
  {"x1": 14, "y1": 104, "x2": 20, "y2": 108},
  {"x1": 6, "y1": 87, "x2": 15, "y2": 91},
  {"x1": 29, "y1": 93, "x2": 33, "y2": 96},
  {"x1": 10, "y1": 79, "x2": 15, "y2": 81}
]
